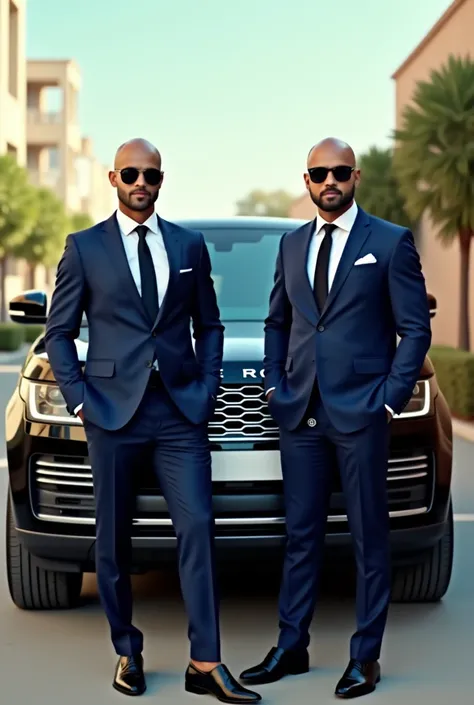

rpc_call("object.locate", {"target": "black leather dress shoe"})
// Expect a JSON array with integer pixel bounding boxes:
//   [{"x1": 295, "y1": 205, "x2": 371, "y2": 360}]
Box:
[
  {"x1": 185, "y1": 663, "x2": 261, "y2": 703},
  {"x1": 335, "y1": 659, "x2": 380, "y2": 699},
  {"x1": 113, "y1": 655, "x2": 146, "y2": 696},
  {"x1": 239, "y1": 646, "x2": 309, "y2": 685}
]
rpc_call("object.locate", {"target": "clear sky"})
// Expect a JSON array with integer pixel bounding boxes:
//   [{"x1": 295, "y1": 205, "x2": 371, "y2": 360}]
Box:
[{"x1": 26, "y1": 0, "x2": 451, "y2": 219}]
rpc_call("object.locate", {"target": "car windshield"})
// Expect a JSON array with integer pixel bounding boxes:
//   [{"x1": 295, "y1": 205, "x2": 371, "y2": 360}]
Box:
[
  {"x1": 202, "y1": 227, "x2": 286, "y2": 321},
  {"x1": 78, "y1": 226, "x2": 289, "y2": 339}
]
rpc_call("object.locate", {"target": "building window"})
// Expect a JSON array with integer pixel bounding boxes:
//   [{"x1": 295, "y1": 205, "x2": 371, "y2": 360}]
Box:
[{"x1": 9, "y1": 1, "x2": 19, "y2": 99}]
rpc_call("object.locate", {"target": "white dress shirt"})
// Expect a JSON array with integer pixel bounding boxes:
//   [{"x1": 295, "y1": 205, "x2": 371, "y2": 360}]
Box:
[
  {"x1": 267, "y1": 201, "x2": 394, "y2": 417},
  {"x1": 307, "y1": 200, "x2": 358, "y2": 287},
  {"x1": 74, "y1": 209, "x2": 168, "y2": 416},
  {"x1": 116, "y1": 209, "x2": 170, "y2": 306}
]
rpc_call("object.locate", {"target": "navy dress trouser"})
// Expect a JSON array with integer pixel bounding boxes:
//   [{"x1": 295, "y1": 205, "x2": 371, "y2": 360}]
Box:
[
  {"x1": 277, "y1": 392, "x2": 391, "y2": 662},
  {"x1": 84, "y1": 381, "x2": 220, "y2": 661}
]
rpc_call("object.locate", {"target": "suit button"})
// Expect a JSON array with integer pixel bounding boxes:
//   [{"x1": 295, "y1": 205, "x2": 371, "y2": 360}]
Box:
[
  {"x1": 317, "y1": 325, "x2": 325, "y2": 332},
  {"x1": 307, "y1": 418, "x2": 317, "y2": 427},
  {"x1": 145, "y1": 360, "x2": 153, "y2": 368}
]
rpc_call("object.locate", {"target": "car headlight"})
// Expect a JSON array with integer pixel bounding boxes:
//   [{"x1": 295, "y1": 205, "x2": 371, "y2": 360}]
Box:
[
  {"x1": 27, "y1": 382, "x2": 81, "y2": 425},
  {"x1": 397, "y1": 379, "x2": 430, "y2": 418}
]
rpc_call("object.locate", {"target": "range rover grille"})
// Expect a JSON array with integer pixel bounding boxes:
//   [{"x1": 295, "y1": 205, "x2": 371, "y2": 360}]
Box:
[{"x1": 210, "y1": 384, "x2": 277, "y2": 441}]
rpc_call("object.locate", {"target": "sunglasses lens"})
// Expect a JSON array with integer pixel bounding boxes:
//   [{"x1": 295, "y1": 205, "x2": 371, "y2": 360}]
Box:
[
  {"x1": 309, "y1": 167, "x2": 328, "y2": 183},
  {"x1": 332, "y1": 166, "x2": 353, "y2": 182},
  {"x1": 143, "y1": 169, "x2": 162, "y2": 186},
  {"x1": 120, "y1": 168, "x2": 139, "y2": 184}
]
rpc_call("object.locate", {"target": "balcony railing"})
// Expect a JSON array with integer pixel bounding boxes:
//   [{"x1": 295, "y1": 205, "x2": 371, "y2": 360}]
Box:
[{"x1": 27, "y1": 108, "x2": 63, "y2": 125}]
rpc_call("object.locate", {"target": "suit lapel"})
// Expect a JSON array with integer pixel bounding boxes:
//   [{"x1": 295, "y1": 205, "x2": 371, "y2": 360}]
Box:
[
  {"x1": 291, "y1": 219, "x2": 321, "y2": 326},
  {"x1": 99, "y1": 214, "x2": 150, "y2": 323},
  {"x1": 321, "y1": 208, "x2": 372, "y2": 317},
  {"x1": 154, "y1": 216, "x2": 181, "y2": 328},
  {"x1": 98, "y1": 213, "x2": 182, "y2": 330}
]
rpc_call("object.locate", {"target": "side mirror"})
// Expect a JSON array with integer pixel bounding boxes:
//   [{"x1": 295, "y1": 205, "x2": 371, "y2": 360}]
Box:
[
  {"x1": 427, "y1": 293, "x2": 437, "y2": 319},
  {"x1": 9, "y1": 290, "x2": 48, "y2": 325}
]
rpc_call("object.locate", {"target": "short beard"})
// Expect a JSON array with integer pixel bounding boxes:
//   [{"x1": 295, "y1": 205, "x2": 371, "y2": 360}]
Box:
[
  {"x1": 310, "y1": 184, "x2": 355, "y2": 212},
  {"x1": 117, "y1": 187, "x2": 157, "y2": 212}
]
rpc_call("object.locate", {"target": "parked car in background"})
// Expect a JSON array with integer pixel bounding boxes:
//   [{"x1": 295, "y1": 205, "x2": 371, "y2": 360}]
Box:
[{"x1": 5, "y1": 216, "x2": 452, "y2": 611}]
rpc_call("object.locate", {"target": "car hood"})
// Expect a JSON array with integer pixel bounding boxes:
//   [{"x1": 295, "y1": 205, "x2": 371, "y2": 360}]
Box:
[
  {"x1": 22, "y1": 321, "x2": 267, "y2": 384},
  {"x1": 21, "y1": 321, "x2": 434, "y2": 384}
]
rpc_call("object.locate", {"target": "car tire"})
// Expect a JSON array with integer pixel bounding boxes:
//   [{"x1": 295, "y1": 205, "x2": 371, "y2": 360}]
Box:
[
  {"x1": 391, "y1": 499, "x2": 454, "y2": 603},
  {"x1": 6, "y1": 494, "x2": 83, "y2": 610}
]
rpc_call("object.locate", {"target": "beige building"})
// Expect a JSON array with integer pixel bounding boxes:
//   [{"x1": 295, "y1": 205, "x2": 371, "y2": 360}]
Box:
[
  {"x1": 0, "y1": 0, "x2": 26, "y2": 163},
  {"x1": 26, "y1": 59, "x2": 113, "y2": 223},
  {"x1": 26, "y1": 59, "x2": 83, "y2": 213},
  {"x1": 77, "y1": 137, "x2": 115, "y2": 222}
]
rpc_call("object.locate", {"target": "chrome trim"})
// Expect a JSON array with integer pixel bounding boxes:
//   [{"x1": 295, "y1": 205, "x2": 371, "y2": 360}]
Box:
[
  {"x1": 36, "y1": 477, "x2": 93, "y2": 487},
  {"x1": 35, "y1": 454, "x2": 429, "y2": 480},
  {"x1": 37, "y1": 460, "x2": 89, "y2": 470},
  {"x1": 36, "y1": 506, "x2": 429, "y2": 526},
  {"x1": 388, "y1": 472, "x2": 427, "y2": 481}
]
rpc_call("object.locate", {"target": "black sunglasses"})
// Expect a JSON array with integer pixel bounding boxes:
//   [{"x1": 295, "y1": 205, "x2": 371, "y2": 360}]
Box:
[
  {"x1": 308, "y1": 165, "x2": 354, "y2": 183},
  {"x1": 115, "y1": 167, "x2": 163, "y2": 186}
]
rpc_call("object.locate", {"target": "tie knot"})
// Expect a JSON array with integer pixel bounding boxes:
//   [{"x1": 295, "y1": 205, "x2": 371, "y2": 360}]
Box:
[
  {"x1": 135, "y1": 225, "x2": 148, "y2": 239},
  {"x1": 322, "y1": 223, "x2": 337, "y2": 237}
]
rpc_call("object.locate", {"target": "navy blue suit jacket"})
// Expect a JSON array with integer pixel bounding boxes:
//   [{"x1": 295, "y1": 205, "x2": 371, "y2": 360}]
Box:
[
  {"x1": 44, "y1": 213, "x2": 224, "y2": 431},
  {"x1": 264, "y1": 207, "x2": 432, "y2": 434}
]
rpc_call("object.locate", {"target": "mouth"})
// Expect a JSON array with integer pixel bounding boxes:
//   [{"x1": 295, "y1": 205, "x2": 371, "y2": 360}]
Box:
[
  {"x1": 132, "y1": 191, "x2": 149, "y2": 197},
  {"x1": 323, "y1": 191, "x2": 340, "y2": 197}
]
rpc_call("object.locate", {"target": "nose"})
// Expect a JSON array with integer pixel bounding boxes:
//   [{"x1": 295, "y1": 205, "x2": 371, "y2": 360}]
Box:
[
  {"x1": 324, "y1": 170, "x2": 337, "y2": 187},
  {"x1": 134, "y1": 172, "x2": 146, "y2": 187}
]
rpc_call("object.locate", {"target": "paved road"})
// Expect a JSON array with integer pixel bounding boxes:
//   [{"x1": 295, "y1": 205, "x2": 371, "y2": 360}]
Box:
[{"x1": 0, "y1": 368, "x2": 473, "y2": 704}]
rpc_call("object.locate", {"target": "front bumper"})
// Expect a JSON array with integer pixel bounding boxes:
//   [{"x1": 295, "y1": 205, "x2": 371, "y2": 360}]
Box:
[{"x1": 7, "y1": 383, "x2": 452, "y2": 572}]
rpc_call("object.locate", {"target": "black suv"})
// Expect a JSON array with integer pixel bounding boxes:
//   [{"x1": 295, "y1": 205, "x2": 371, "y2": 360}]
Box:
[{"x1": 5, "y1": 216, "x2": 453, "y2": 611}]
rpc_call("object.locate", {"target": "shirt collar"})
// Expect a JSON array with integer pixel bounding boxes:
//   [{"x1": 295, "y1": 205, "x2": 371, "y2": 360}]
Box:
[
  {"x1": 116, "y1": 209, "x2": 159, "y2": 236},
  {"x1": 315, "y1": 200, "x2": 358, "y2": 235}
]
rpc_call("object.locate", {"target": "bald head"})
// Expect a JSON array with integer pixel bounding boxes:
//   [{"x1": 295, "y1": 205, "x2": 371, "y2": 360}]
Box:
[
  {"x1": 110, "y1": 138, "x2": 164, "y2": 220},
  {"x1": 307, "y1": 138, "x2": 356, "y2": 169},
  {"x1": 304, "y1": 137, "x2": 360, "y2": 217},
  {"x1": 114, "y1": 138, "x2": 162, "y2": 170}
]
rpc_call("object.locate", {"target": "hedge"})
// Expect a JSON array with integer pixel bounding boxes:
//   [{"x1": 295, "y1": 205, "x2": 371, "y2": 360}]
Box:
[
  {"x1": 24, "y1": 325, "x2": 45, "y2": 343},
  {"x1": 0, "y1": 323, "x2": 44, "y2": 351},
  {"x1": 429, "y1": 345, "x2": 474, "y2": 420},
  {"x1": 0, "y1": 323, "x2": 26, "y2": 351}
]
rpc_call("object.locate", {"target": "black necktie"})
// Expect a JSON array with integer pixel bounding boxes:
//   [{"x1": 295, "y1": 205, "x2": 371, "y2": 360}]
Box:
[
  {"x1": 314, "y1": 223, "x2": 337, "y2": 312},
  {"x1": 136, "y1": 225, "x2": 159, "y2": 324}
]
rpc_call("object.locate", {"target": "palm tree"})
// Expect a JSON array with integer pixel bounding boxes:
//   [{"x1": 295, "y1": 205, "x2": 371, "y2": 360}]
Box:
[
  {"x1": 393, "y1": 54, "x2": 474, "y2": 351},
  {"x1": 356, "y1": 146, "x2": 414, "y2": 230}
]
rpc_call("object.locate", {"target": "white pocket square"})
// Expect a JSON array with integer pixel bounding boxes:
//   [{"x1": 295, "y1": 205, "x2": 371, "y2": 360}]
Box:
[
  {"x1": 179, "y1": 268, "x2": 192, "y2": 273},
  {"x1": 354, "y1": 253, "x2": 377, "y2": 266}
]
